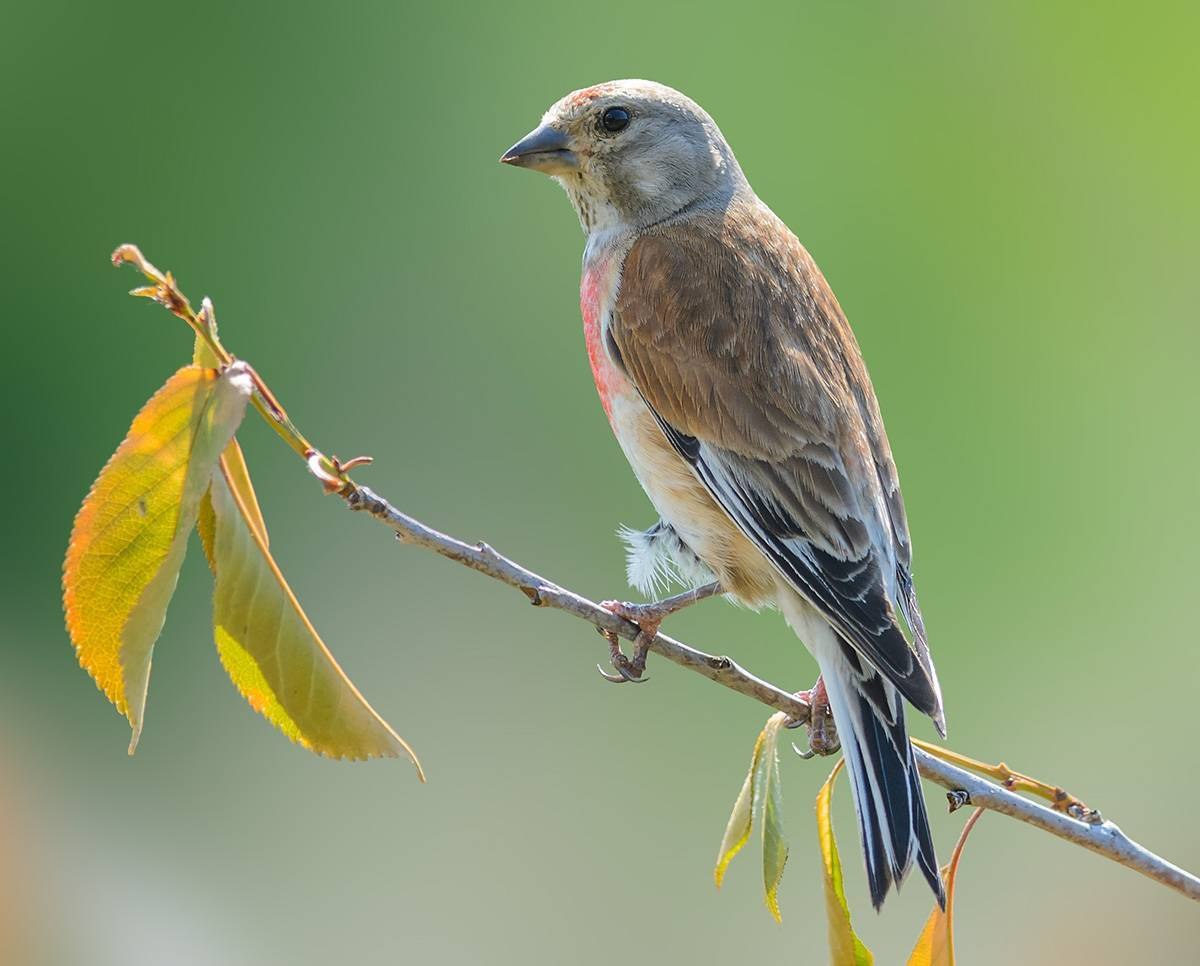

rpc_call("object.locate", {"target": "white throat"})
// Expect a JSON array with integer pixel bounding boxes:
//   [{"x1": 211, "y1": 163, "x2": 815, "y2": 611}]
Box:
[
  {"x1": 582, "y1": 223, "x2": 631, "y2": 267},
  {"x1": 555, "y1": 174, "x2": 625, "y2": 238}
]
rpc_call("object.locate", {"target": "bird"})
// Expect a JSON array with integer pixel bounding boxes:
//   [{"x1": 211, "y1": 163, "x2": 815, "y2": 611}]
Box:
[{"x1": 500, "y1": 80, "x2": 946, "y2": 910}]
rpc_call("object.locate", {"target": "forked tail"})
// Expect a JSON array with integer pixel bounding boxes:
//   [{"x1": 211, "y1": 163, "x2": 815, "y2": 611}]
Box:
[{"x1": 819, "y1": 654, "x2": 945, "y2": 910}]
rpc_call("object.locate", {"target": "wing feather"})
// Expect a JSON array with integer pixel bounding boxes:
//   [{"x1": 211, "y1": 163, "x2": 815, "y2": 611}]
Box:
[{"x1": 611, "y1": 201, "x2": 943, "y2": 723}]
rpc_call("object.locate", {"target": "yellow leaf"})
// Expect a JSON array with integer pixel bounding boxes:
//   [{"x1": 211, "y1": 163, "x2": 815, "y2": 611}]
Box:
[
  {"x1": 208, "y1": 460, "x2": 424, "y2": 774},
  {"x1": 816, "y1": 759, "x2": 875, "y2": 965},
  {"x1": 64, "y1": 364, "x2": 254, "y2": 751},
  {"x1": 714, "y1": 712, "x2": 789, "y2": 922},
  {"x1": 907, "y1": 808, "x2": 984, "y2": 966},
  {"x1": 198, "y1": 439, "x2": 267, "y2": 569},
  {"x1": 192, "y1": 331, "x2": 219, "y2": 370}
]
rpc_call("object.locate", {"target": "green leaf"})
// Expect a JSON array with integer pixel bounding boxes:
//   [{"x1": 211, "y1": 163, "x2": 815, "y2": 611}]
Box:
[
  {"x1": 207, "y1": 458, "x2": 424, "y2": 774},
  {"x1": 64, "y1": 364, "x2": 254, "y2": 751},
  {"x1": 907, "y1": 808, "x2": 984, "y2": 965},
  {"x1": 759, "y1": 714, "x2": 788, "y2": 921},
  {"x1": 816, "y1": 759, "x2": 874, "y2": 965},
  {"x1": 715, "y1": 741, "x2": 757, "y2": 888},
  {"x1": 714, "y1": 711, "x2": 790, "y2": 922}
]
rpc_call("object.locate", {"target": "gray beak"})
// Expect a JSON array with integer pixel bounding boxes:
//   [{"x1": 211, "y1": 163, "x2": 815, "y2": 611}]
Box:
[{"x1": 499, "y1": 124, "x2": 578, "y2": 174}]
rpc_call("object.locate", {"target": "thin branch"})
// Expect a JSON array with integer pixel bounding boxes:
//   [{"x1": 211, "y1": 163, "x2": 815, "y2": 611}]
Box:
[
  {"x1": 912, "y1": 737, "x2": 1095, "y2": 817},
  {"x1": 913, "y1": 749, "x2": 1200, "y2": 902},
  {"x1": 112, "y1": 244, "x2": 1200, "y2": 907},
  {"x1": 344, "y1": 486, "x2": 812, "y2": 722},
  {"x1": 343, "y1": 484, "x2": 1200, "y2": 905}
]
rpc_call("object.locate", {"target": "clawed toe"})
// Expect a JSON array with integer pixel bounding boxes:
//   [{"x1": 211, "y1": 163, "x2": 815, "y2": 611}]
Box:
[
  {"x1": 788, "y1": 674, "x2": 841, "y2": 757},
  {"x1": 596, "y1": 626, "x2": 652, "y2": 684},
  {"x1": 595, "y1": 585, "x2": 722, "y2": 686}
]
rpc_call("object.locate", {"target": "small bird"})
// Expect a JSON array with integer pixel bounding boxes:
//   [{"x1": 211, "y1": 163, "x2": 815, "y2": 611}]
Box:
[{"x1": 501, "y1": 80, "x2": 946, "y2": 909}]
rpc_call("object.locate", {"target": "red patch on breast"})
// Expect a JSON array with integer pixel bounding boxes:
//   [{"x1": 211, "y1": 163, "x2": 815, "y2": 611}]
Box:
[{"x1": 580, "y1": 260, "x2": 617, "y2": 422}]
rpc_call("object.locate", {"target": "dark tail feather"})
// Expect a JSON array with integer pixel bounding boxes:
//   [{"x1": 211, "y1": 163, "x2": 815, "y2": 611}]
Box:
[{"x1": 822, "y1": 661, "x2": 945, "y2": 910}]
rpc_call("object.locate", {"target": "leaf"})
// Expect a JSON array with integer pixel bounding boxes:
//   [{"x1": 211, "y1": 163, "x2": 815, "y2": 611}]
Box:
[
  {"x1": 714, "y1": 711, "x2": 789, "y2": 922},
  {"x1": 759, "y1": 714, "x2": 789, "y2": 922},
  {"x1": 714, "y1": 740, "x2": 757, "y2": 888},
  {"x1": 194, "y1": 318, "x2": 268, "y2": 570},
  {"x1": 816, "y1": 759, "x2": 875, "y2": 965},
  {"x1": 198, "y1": 439, "x2": 267, "y2": 569},
  {"x1": 207, "y1": 458, "x2": 424, "y2": 774},
  {"x1": 907, "y1": 808, "x2": 985, "y2": 966},
  {"x1": 64, "y1": 364, "x2": 254, "y2": 751}
]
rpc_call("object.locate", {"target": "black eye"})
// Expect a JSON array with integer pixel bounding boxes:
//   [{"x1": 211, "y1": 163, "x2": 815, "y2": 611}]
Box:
[{"x1": 600, "y1": 106, "x2": 631, "y2": 133}]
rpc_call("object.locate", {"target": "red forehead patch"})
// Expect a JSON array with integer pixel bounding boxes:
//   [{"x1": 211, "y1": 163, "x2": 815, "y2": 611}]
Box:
[{"x1": 566, "y1": 84, "x2": 615, "y2": 108}]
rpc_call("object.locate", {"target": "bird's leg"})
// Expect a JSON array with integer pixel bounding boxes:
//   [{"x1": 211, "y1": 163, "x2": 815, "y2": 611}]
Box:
[
  {"x1": 788, "y1": 675, "x2": 841, "y2": 757},
  {"x1": 604, "y1": 581, "x2": 723, "y2": 636},
  {"x1": 597, "y1": 581, "x2": 722, "y2": 683}
]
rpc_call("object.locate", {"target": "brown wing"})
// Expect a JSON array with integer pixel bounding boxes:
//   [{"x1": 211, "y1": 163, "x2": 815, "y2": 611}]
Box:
[{"x1": 609, "y1": 199, "x2": 942, "y2": 722}]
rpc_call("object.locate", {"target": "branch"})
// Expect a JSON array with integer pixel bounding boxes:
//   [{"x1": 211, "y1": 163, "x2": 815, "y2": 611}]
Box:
[
  {"x1": 345, "y1": 486, "x2": 812, "y2": 722},
  {"x1": 344, "y1": 484, "x2": 1200, "y2": 904},
  {"x1": 912, "y1": 749, "x2": 1200, "y2": 902},
  {"x1": 112, "y1": 244, "x2": 1200, "y2": 906}
]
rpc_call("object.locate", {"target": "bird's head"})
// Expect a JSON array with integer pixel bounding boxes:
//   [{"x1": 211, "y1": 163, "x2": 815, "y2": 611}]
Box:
[{"x1": 500, "y1": 80, "x2": 745, "y2": 235}]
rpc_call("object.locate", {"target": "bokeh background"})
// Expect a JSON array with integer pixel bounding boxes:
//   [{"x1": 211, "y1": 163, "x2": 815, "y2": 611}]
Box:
[{"x1": 3, "y1": 2, "x2": 1198, "y2": 962}]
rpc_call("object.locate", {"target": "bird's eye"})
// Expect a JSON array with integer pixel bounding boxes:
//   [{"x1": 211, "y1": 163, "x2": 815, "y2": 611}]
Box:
[{"x1": 600, "y1": 106, "x2": 631, "y2": 133}]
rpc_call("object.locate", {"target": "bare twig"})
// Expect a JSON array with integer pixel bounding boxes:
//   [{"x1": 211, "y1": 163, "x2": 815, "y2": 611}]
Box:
[
  {"x1": 112, "y1": 244, "x2": 1200, "y2": 906},
  {"x1": 913, "y1": 749, "x2": 1200, "y2": 902},
  {"x1": 341, "y1": 484, "x2": 1200, "y2": 904},
  {"x1": 912, "y1": 738, "x2": 1098, "y2": 819},
  {"x1": 344, "y1": 486, "x2": 811, "y2": 722}
]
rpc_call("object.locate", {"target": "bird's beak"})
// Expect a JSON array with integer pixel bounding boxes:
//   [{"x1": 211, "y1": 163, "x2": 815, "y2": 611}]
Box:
[{"x1": 499, "y1": 124, "x2": 578, "y2": 175}]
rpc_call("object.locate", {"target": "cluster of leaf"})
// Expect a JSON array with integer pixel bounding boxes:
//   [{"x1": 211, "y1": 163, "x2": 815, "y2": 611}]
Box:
[
  {"x1": 63, "y1": 334, "x2": 422, "y2": 775},
  {"x1": 714, "y1": 713, "x2": 982, "y2": 965}
]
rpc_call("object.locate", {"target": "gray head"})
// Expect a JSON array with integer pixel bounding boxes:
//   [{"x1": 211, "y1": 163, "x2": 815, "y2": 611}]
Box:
[{"x1": 500, "y1": 80, "x2": 746, "y2": 234}]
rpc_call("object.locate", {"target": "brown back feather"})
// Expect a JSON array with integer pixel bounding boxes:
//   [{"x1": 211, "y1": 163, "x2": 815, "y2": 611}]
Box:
[{"x1": 611, "y1": 196, "x2": 942, "y2": 721}]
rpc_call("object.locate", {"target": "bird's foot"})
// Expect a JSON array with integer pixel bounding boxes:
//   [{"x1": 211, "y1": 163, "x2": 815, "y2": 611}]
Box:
[
  {"x1": 788, "y1": 674, "x2": 840, "y2": 757},
  {"x1": 595, "y1": 583, "x2": 722, "y2": 684},
  {"x1": 596, "y1": 600, "x2": 662, "y2": 683},
  {"x1": 596, "y1": 623, "x2": 655, "y2": 684}
]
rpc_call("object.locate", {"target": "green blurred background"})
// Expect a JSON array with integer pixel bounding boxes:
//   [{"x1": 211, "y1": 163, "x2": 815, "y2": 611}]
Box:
[{"x1": 2, "y1": 1, "x2": 1198, "y2": 962}]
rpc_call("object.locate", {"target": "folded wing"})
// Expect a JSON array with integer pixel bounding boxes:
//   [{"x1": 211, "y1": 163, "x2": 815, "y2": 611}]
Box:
[{"x1": 610, "y1": 202, "x2": 943, "y2": 727}]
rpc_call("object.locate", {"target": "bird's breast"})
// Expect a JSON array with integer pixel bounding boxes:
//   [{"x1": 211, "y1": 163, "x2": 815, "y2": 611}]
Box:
[
  {"x1": 578, "y1": 242, "x2": 777, "y2": 608},
  {"x1": 580, "y1": 248, "x2": 635, "y2": 423}
]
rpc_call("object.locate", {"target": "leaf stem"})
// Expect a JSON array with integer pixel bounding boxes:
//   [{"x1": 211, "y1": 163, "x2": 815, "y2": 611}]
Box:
[
  {"x1": 113, "y1": 245, "x2": 347, "y2": 487},
  {"x1": 911, "y1": 739, "x2": 1098, "y2": 821}
]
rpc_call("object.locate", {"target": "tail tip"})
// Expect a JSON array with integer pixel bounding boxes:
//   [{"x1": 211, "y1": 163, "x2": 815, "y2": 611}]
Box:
[{"x1": 866, "y1": 869, "x2": 891, "y2": 912}]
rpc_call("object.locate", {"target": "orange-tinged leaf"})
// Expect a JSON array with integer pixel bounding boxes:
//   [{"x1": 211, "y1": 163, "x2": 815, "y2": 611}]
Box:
[
  {"x1": 907, "y1": 808, "x2": 984, "y2": 966},
  {"x1": 816, "y1": 759, "x2": 875, "y2": 965},
  {"x1": 64, "y1": 364, "x2": 254, "y2": 750},
  {"x1": 714, "y1": 712, "x2": 789, "y2": 922},
  {"x1": 208, "y1": 460, "x2": 423, "y2": 774}
]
